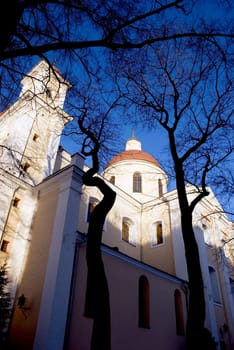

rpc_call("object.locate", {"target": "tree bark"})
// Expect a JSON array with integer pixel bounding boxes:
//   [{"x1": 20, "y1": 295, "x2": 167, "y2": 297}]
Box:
[
  {"x1": 174, "y1": 162, "x2": 208, "y2": 349},
  {"x1": 83, "y1": 170, "x2": 116, "y2": 350},
  {"x1": 181, "y1": 210, "x2": 206, "y2": 349}
]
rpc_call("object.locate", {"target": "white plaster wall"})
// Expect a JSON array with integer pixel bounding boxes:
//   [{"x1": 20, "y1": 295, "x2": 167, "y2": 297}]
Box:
[
  {"x1": 0, "y1": 175, "x2": 16, "y2": 241},
  {"x1": 103, "y1": 160, "x2": 167, "y2": 202},
  {"x1": 33, "y1": 167, "x2": 83, "y2": 350},
  {"x1": 168, "y1": 192, "x2": 188, "y2": 280},
  {"x1": 8, "y1": 188, "x2": 38, "y2": 300},
  {"x1": 0, "y1": 105, "x2": 36, "y2": 172}
]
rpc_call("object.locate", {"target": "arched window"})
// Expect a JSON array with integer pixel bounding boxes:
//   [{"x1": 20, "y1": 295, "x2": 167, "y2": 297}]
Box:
[
  {"x1": 156, "y1": 223, "x2": 163, "y2": 244},
  {"x1": 86, "y1": 197, "x2": 99, "y2": 222},
  {"x1": 138, "y1": 275, "x2": 150, "y2": 328},
  {"x1": 133, "y1": 172, "x2": 142, "y2": 193},
  {"x1": 209, "y1": 266, "x2": 221, "y2": 304},
  {"x1": 122, "y1": 217, "x2": 137, "y2": 246},
  {"x1": 174, "y1": 289, "x2": 185, "y2": 335},
  {"x1": 158, "y1": 179, "x2": 163, "y2": 197},
  {"x1": 151, "y1": 221, "x2": 163, "y2": 247},
  {"x1": 122, "y1": 220, "x2": 130, "y2": 243}
]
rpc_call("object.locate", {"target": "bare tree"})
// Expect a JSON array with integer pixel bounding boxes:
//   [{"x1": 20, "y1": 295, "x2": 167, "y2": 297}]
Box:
[
  {"x1": 78, "y1": 111, "x2": 116, "y2": 350},
  {"x1": 0, "y1": 1, "x2": 233, "y2": 349},
  {"x1": 1, "y1": 0, "x2": 234, "y2": 110},
  {"x1": 111, "y1": 38, "x2": 233, "y2": 349}
]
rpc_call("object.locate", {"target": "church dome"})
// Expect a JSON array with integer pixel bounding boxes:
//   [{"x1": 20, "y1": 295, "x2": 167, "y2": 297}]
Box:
[
  {"x1": 103, "y1": 135, "x2": 167, "y2": 200},
  {"x1": 107, "y1": 136, "x2": 161, "y2": 168}
]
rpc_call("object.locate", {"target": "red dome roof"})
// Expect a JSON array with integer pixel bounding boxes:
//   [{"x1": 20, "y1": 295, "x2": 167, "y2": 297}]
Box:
[{"x1": 107, "y1": 149, "x2": 161, "y2": 168}]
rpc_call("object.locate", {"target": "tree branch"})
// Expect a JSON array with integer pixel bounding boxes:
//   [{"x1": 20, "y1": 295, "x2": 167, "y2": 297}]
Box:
[
  {"x1": 1, "y1": 31, "x2": 234, "y2": 62},
  {"x1": 189, "y1": 156, "x2": 210, "y2": 212}
]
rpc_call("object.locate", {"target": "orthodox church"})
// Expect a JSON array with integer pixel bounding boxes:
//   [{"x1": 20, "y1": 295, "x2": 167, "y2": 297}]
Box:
[{"x1": 0, "y1": 60, "x2": 233, "y2": 350}]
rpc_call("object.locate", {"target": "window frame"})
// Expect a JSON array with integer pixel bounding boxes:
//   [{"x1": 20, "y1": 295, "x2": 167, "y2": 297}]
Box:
[
  {"x1": 1, "y1": 240, "x2": 10, "y2": 253},
  {"x1": 138, "y1": 275, "x2": 150, "y2": 329},
  {"x1": 121, "y1": 217, "x2": 137, "y2": 246},
  {"x1": 151, "y1": 221, "x2": 164, "y2": 247},
  {"x1": 133, "y1": 172, "x2": 142, "y2": 193},
  {"x1": 122, "y1": 220, "x2": 130, "y2": 243},
  {"x1": 158, "y1": 178, "x2": 163, "y2": 197}
]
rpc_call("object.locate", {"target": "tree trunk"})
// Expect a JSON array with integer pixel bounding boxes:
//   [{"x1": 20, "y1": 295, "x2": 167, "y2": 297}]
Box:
[
  {"x1": 166, "y1": 125, "x2": 218, "y2": 349},
  {"x1": 83, "y1": 172, "x2": 116, "y2": 350},
  {"x1": 180, "y1": 209, "x2": 206, "y2": 350},
  {"x1": 174, "y1": 161, "x2": 215, "y2": 349}
]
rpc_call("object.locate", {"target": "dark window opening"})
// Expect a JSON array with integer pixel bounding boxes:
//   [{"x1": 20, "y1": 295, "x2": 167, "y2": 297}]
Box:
[
  {"x1": 33, "y1": 133, "x2": 39, "y2": 141},
  {"x1": 110, "y1": 176, "x2": 115, "y2": 185},
  {"x1": 133, "y1": 172, "x2": 142, "y2": 193},
  {"x1": 156, "y1": 223, "x2": 163, "y2": 245},
  {"x1": 23, "y1": 162, "x2": 30, "y2": 172},
  {"x1": 45, "y1": 87, "x2": 52, "y2": 98},
  {"x1": 139, "y1": 275, "x2": 150, "y2": 328},
  {"x1": 12, "y1": 197, "x2": 20, "y2": 208},
  {"x1": 1, "y1": 240, "x2": 9, "y2": 253},
  {"x1": 158, "y1": 179, "x2": 163, "y2": 197}
]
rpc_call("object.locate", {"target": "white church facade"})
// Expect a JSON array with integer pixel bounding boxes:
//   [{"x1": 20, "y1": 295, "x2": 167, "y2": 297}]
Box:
[{"x1": 0, "y1": 60, "x2": 233, "y2": 350}]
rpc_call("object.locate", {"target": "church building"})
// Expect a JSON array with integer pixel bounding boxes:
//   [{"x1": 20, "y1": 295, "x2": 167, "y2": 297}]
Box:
[{"x1": 0, "y1": 60, "x2": 233, "y2": 350}]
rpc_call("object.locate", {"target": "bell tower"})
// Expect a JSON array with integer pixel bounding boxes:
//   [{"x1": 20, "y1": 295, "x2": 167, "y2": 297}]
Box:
[{"x1": 0, "y1": 60, "x2": 72, "y2": 185}]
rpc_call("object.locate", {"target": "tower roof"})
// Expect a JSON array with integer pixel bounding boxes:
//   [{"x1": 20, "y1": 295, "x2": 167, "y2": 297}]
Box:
[{"x1": 106, "y1": 135, "x2": 162, "y2": 168}]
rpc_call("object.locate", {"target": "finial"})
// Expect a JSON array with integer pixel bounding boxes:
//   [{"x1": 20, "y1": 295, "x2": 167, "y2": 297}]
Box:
[{"x1": 125, "y1": 130, "x2": 142, "y2": 151}]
